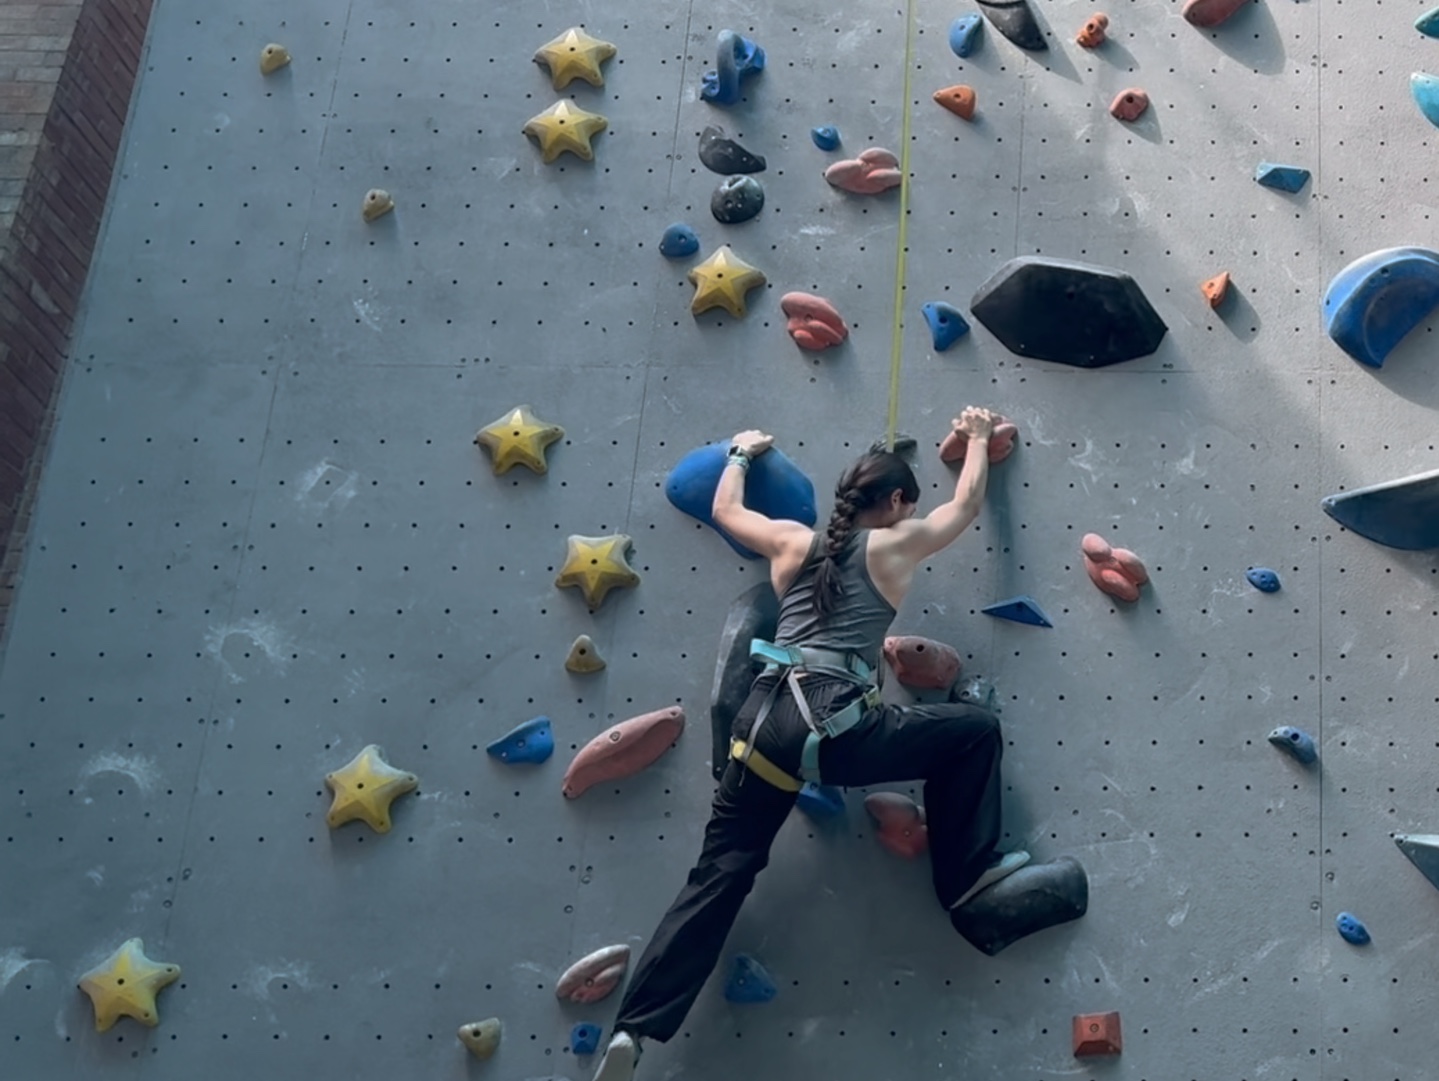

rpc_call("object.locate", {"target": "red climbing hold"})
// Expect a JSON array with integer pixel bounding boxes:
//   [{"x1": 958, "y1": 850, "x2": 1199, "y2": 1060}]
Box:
[
  {"x1": 1080, "y1": 533, "x2": 1148, "y2": 603},
  {"x1": 780, "y1": 292, "x2": 849, "y2": 350},
  {"x1": 561, "y1": 707, "x2": 686, "y2": 798},
  {"x1": 865, "y1": 792, "x2": 929, "y2": 858},
  {"x1": 1182, "y1": 0, "x2": 1250, "y2": 27},
  {"x1": 824, "y1": 148, "x2": 903, "y2": 194},
  {"x1": 1073, "y1": 1011, "x2": 1123, "y2": 1056},
  {"x1": 933, "y1": 85, "x2": 977, "y2": 121},
  {"x1": 1075, "y1": 13, "x2": 1109, "y2": 47},
  {"x1": 883, "y1": 636, "x2": 962, "y2": 690},
  {"x1": 939, "y1": 416, "x2": 1018, "y2": 465},
  {"x1": 1109, "y1": 88, "x2": 1149, "y2": 121}
]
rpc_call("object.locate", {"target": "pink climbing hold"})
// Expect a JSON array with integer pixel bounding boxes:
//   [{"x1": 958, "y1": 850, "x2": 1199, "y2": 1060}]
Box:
[
  {"x1": 1181, "y1": 0, "x2": 1250, "y2": 27},
  {"x1": 882, "y1": 635, "x2": 962, "y2": 690},
  {"x1": 562, "y1": 706, "x2": 686, "y2": 799},
  {"x1": 1109, "y1": 88, "x2": 1149, "y2": 122},
  {"x1": 939, "y1": 416, "x2": 1019, "y2": 466},
  {"x1": 555, "y1": 944, "x2": 631, "y2": 1004},
  {"x1": 823, "y1": 148, "x2": 903, "y2": 194},
  {"x1": 780, "y1": 292, "x2": 849, "y2": 350},
  {"x1": 864, "y1": 792, "x2": 929, "y2": 858},
  {"x1": 1080, "y1": 533, "x2": 1149, "y2": 603}
]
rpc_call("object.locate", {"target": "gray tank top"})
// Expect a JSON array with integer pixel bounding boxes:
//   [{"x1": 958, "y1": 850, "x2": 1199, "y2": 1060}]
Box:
[{"x1": 773, "y1": 530, "x2": 896, "y2": 670}]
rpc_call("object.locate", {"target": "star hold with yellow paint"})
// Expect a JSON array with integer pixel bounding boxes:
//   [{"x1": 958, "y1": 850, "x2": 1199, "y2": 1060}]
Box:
[
  {"x1": 522, "y1": 100, "x2": 608, "y2": 164},
  {"x1": 688, "y1": 247, "x2": 767, "y2": 317},
  {"x1": 78, "y1": 938, "x2": 181, "y2": 1031},
  {"x1": 555, "y1": 534, "x2": 641, "y2": 611},
  {"x1": 474, "y1": 404, "x2": 565, "y2": 476},
  {"x1": 324, "y1": 744, "x2": 418, "y2": 833},
  {"x1": 533, "y1": 27, "x2": 617, "y2": 89}
]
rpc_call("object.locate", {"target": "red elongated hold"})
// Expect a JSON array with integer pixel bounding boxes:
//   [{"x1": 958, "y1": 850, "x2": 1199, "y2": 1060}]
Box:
[
  {"x1": 939, "y1": 416, "x2": 1019, "y2": 466},
  {"x1": 1182, "y1": 0, "x2": 1250, "y2": 27},
  {"x1": 824, "y1": 148, "x2": 903, "y2": 194},
  {"x1": 1109, "y1": 87, "x2": 1149, "y2": 121},
  {"x1": 556, "y1": 944, "x2": 631, "y2": 1004},
  {"x1": 780, "y1": 292, "x2": 849, "y2": 350},
  {"x1": 1075, "y1": 13, "x2": 1109, "y2": 47},
  {"x1": 562, "y1": 706, "x2": 686, "y2": 798},
  {"x1": 1080, "y1": 533, "x2": 1148, "y2": 603},
  {"x1": 1201, "y1": 271, "x2": 1231, "y2": 309},
  {"x1": 883, "y1": 635, "x2": 962, "y2": 690},
  {"x1": 864, "y1": 792, "x2": 929, "y2": 858},
  {"x1": 933, "y1": 84, "x2": 977, "y2": 120},
  {"x1": 1073, "y1": 1011, "x2": 1123, "y2": 1056}
]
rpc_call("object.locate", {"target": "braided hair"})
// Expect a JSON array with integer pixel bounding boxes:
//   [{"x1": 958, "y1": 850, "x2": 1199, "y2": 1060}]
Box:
[{"x1": 811, "y1": 451, "x2": 919, "y2": 616}]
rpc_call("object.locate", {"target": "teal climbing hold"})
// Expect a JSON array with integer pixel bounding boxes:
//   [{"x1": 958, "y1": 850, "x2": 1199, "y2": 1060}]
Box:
[
  {"x1": 571, "y1": 1023, "x2": 603, "y2": 1055},
  {"x1": 796, "y1": 782, "x2": 845, "y2": 819},
  {"x1": 982, "y1": 596, "x2": 1052, "y2": 628},
  {"x1": 949, "y1": 14, "x2": 984, "y2": 57},
  {"x1": 1267, "y1": 725, "x2": 1316, "y2": 765},
  {"x1": 1321, "y1": 469, "x2": 1439, "y2": 550},
  {"x1": 1394, "y1": 833, "x2": 1439, "y2": 892},
  {"x1": 1254, "y1": 163, "x2": 1310, "y2": 193},
  {"x1": 486, "y1": 717, "x2": 554, "y2": 764},
  {"x1": 1418, "y1": 8, "x2": 1439, "y2": 37},
  {"x1": 1322, "y1": 247, "x2": 1439, "y2": 368},
  {"x1": 922, "y1": 301, "x2": 970, "y2": 351},
  {"x1": 811, "y1": 125, "x2": 840, "y2": 151},
  {"x1": 1335, "y1": 912, "x2": 1371, "y2": 946},
  {"x1": 1413, "y1": 72, "x2": 1439, "y2": 128},
  {"x1": 724, "y1": 954, "x2": 777, "y2": 1003}
]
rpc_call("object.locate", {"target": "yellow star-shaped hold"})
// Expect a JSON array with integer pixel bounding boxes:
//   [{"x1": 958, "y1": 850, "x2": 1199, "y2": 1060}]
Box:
[
  {"x1": 474, "y1": 404, "x2": 565, "y2": 475},
  {"x1": 78, "y1": 938, "x2": 181, "y2": 1032},
  {"x1": 555, "y1": 534, "x2": 641, "y2": 611},
  {"x1": 533, "y1": 27, "x2": 617, "y2": 89},
  {"x1": 324, "y1": 744, "x2": 418, "y2": 833},
  {"x1": 523, "y1": 100, "x2": 609, "y2": 164},
  {"x1": 688, "y1": 247, "x2": 767, "y2": 318}
]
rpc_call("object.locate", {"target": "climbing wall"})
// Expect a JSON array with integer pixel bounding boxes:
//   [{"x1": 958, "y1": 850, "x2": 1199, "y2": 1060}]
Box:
[{"x1": 2, "y1": 0, "x2": 1438, "y2": 1077}]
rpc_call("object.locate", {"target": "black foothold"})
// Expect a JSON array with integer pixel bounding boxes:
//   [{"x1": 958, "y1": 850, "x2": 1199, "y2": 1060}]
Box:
[
  {"x1": 699, "y1": 125, "x2": 767, "y2": 174},
  {"x1": 711, "y1": 175, "x2": 765, "y2": 224}
]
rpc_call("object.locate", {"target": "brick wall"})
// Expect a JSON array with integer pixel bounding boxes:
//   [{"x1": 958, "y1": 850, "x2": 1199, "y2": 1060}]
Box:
[{"x1": 0, "y1": 0, "x2": 152, "y2": 639}]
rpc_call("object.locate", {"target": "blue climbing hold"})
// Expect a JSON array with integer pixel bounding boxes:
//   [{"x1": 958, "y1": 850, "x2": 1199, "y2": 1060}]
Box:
[
  {"x1": 723, "y1": 953, "x2": 777, "y2": 1003},
  {"x1": 1418, "y1": 8, "x2": 1439, "y2": 37},
  {"x1": 922, "y1": 301, "x2": 971, "y2": 351},
  {"x1": 485, "y1": 716, "x2": 554, "y2": 764},
  {"x1": 659, "y1": 223, "x2": 700, "y2": 259},
  {"x1": 949, "y1": 13, "x2": 984, "y2": 57},
  {"x1": 1321, "y1": 469, "x2": 1439, "y2": 551},
  {"x1": 1267, "y1": 725, "x2": 1317, "y2": 765},
  {"x1": 811, "y1": 125, "x2": 840, "y2": 151},
  {"x1": 665, "y1": 443, "x2": 817, "y2": 559},
  {"x1": 1395, "y1": 833, "x2": 1439, "y2": 892},
  {"x1": 1254, "y1": 163, "x2": 1310, "y2": 194},
  {"x1": 1245, "y1": 567, "x2": 1280, "y2": 593},
  {"x1": 1322, "y1": 247, "x2": 1439, "y2": 368},
  {"x1": 701, "y1": 30, "x2": 765, "y2": 105},
  {"x1": 570, "y1": 1023, "x2": 603, "y2": 1055},
  {"x1": 1413, "y1": 72, "x2": 1439, "y2": 128},
  {"x1": 982, "y1": 595, "x2": 1053, "y2": 628},
  {"x1": 1335, "y1": 912, "x2": 1371, "y2": 946},
  {"x1": 796, "y1": 782, "x2": 845, "y2": 819}
]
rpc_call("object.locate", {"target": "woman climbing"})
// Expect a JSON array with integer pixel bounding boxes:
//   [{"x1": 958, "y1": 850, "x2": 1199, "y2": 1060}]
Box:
[{"x1": 592, "y1": 407, "x2": 1069, "y2": 1081}]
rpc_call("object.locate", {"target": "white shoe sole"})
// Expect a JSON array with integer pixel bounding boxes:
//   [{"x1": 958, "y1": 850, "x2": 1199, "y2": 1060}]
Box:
[{"x1": 593, "y1": 1031, "x2": 641, "y2": 1081}]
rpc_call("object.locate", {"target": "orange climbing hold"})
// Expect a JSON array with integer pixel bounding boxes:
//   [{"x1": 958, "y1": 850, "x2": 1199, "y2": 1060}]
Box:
[
  {"x1": 824, "y1": 148, "x2": 903, "y2": 194},
  {"x1": 1080, "y1": 533, "x2": 1148, "y2": 603},
  {"x1": 939, "y1": 415, "x2": 1018, "y2": 466},
  {"x1": 1073, "y1": 1011, "x2": 1123, "y2": 1056},
  {"x1": 780, "y1": 292, "x2": 849, "y2": 350},
  {"x1": 864, "y1": 792, "x2": 929, "y2": 858},
  {"x1": 883, "y1": 635, "x2": 962, "y2": 690},
  {"x1": 933, "y1": 84, "x2": 977, "y2": 121},
  {"x1": 562, "y1": 706, "x2": 686, "y2": 798},
  {"x1": 1075, "y1": 13, "x2": 1109, "y2": 47},
  {"x1": 1109, "y1": 88, "x2": 1149, "y2": 121},
  {"x1": 1201, "y1": 271, "x2": 1231, "y2": 309}
]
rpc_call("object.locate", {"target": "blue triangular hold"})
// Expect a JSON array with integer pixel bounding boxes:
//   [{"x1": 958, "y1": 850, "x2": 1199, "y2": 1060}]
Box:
[
  {"x1": 982, "y1": 595, "x2": 1052, "y2": 628},
  {"x1": 795, "y1": 782, "x2": 845, "y2": 820},
  {"x1": 659, "y1": 223, "x2": 699, "y2": 259},
  {"x1": 1395, "y1": 833, "x2": 1439, "y2": 892},
  {"x1": 921, "y1": 301, "x2": 970, "y2": 352},
  {"x1": 723, "y1": 953, "x2": 777, "y2": 1003},
  {"x1": 485, "y1": 717, "x2": 554, "y2": 765},
  {"x1": 570, "y1": 1023, "x2": 603, "y2": 1056},
  {"x1": 1254, "y1": 162, "x2": 1310, "y2": 193},
  {"x1": 1419, "y1": 8, "x2": 1439, "y2": 37},
  {"x1": 949, "y1": 13, "x2": 984, "y2": 57},
  {"x1": 811, "y1": 125, "x2": 840, "y2": 151}
]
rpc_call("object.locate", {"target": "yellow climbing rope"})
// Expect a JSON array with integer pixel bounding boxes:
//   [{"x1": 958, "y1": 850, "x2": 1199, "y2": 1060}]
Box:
[{"x1": 885, "y1": 0, "x2": 918, "y2": 451}]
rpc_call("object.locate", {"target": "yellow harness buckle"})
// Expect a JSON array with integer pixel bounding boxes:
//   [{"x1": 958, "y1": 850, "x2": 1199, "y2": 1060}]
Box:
[{"x1": 730, "y1": 738, "x2": 802, "y2": 793}]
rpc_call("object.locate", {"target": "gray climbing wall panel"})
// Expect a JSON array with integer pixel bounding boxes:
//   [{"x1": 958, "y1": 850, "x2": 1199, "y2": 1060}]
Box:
[{"x1": 2, "y1": 0, "x2": 1438, "y2": 1077}]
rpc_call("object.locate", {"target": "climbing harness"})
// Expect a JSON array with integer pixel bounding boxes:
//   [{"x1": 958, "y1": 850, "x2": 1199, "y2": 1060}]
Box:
[{"x1": 729, "y1": 638, "x2": 881, "y2": 792}]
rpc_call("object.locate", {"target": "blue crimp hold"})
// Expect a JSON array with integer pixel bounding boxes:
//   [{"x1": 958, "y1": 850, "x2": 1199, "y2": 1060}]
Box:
[
  {"x1": 1336, "y1": 912, "x2": 1371, "y2": 946},
  {"x1": 659, "y1": 223, "x2": 700, "y2": 259},
  {"x1": 949, "y1": 13, "x2": 984, "y2": 58},
  {"x1": 922, "y1": 301, "x2": 971, "y2": 351},
  {"x1": 485, "y1": 716, "x2": 554, "y2": 765},
  {"x1": 724, "y1": 953, "x2": 778, "y2": 1003},
  {"x1": 1254, "y1": 163, "x2": 1310, "y2": 193},
  {"x1": 811, "y1": 125, "x2": 840, "y2": 151},
  {"x1": 701, "y1": 30, "x2": 765, "y2": 105},
  {"x1": 982, "y1": 595, "x2": 1053, "y2": 627},
  {"x1": 570, "y1": 1023, "x2": 603, "y2": 1055},
  {"x1": 796, "y1": 782, "x2": 845, "y2": 820},
  {"x1": 1246, "y1": 567, "x2": 1281, "y2": 593},
  {"x1": 1418, "y1": 8, "x2": 1439, "y2": 37},
  {"x1": 1267, "y1": 725, "x2": 1317, "y2": 765}
]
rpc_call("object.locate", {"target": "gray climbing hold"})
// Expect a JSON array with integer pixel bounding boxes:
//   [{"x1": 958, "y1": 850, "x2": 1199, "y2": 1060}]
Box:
[
  {"x1": 709, "y1": 583, "x2": 779, "y2": 780},
  {"x1": 698, "y1": 125, "x2": 767, "y2": 174},
  {"x1": 711, "y1": 175, "x2": 765, "y2": 224},
  {"x1": 811, "y1": 125, "x2": 840, "y2": 151},
  {"x1": 1321, "y1": 469, "x2": 1439, "y2": 551},
  {"x1": 949, "y1": 856, "x2": 1088, "y2": 956},
  {"x1": 723, "y1": 954, "x2": 777, "y2": 1003},
  {"x1": 1335, "y1": 912, "x2": 1370, "y2": 946},
  {"x1": 1245, "y1": 567, "x2": 1280, "y2": 593},
  {"x1": 977, "y1": 0, "x2": 1047, "y2": 51},
  {"x1": 1394, "y1": 833, "x2": 1439, "y2": 892},
  {"x1": 1267, "y1": 725, "x2": 1317, "y2": 765},
  {"x1": 949, "y1": 13, "x2": 984, "y2": 57},
  {"x1": 1254, "y1": 163, "x2": 1310, "y2": 193}
]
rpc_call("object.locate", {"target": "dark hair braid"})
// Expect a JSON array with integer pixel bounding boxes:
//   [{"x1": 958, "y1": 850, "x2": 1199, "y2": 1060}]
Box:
[{"x1": 812, "y1": 484, "x2": 863, "y2": 615}]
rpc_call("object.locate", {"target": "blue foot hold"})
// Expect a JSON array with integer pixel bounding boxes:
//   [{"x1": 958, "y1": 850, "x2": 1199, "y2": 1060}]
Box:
[
  {"x1": 666, "y1": 443, "x2": 817, "y2": 559},
  {"x1": 1395, "y1": 833, "x2": 1439, "y2": 892},
  {"x1": 1335, "y1": 912, "x2": 1371, "y2": 946},
  {"x1": 1321, "y1": 469, "x2": 1439, "y2": 551},
  {"x1": 1267, "y1": 725, "x2": 1317, "y2": 765},
  {"x1": 723, "y1": 953, "x2": 777, "y2": 1003},
  {"x1": 796, "y1": 782, "x2": 845, "y2": 819},
  {"x1": 570, "y1": 1023, "x2": 603, "y2": 1055},
  {"x1": 949, "y1": 13, "x2": 984, "y2": 57},
  {"x1": 1245, "y1": 567, "x2": 1281, "y2": 593},
  {"x1": 982, "y1": 595, "x2": 1053, "y2": 627},
  {"x1": 1254, "y1": 162, "x2": 1310, "y2": 193},
  {"x1": 1322, "y1": 247, "x2": 1439, "y2": 368},
  {"x1": 1413, "y1": 72, "x2": 1439, "y2": 128},
  {"x1": 811, "y1": 125, "x2": 840, "y2": 151},
  {"x1": 659, "y1": 223, "x2": 700, "y2": 259},
  {"x1": 1418, "y1": 8, "x2": 1439, "y2": 37},
  {"x1": 922, "y1": 301, "x2": 971, "y2": 351},
  {"x1": 702, "y1": 30, "x2": 765, "y2": 105},
  {"x1": 486, "y1": 716, "x2": 554, "y2": 764}
]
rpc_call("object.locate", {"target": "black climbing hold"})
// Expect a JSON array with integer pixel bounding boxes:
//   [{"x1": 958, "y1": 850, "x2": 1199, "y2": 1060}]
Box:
[
  {"x1": 723, "y1": 954, "x2": 777, "y2": 1003},
  {"x1": 571, "y1": 1023, "x2": 603, "y2": 1055},
  {"x1": 1267, "y1": 725, "x2": 1317, "y2": 765},
  {"x1": 709, "y1": 583, "x2": 780, "y2": 780},
  {"x1": 796, "y1": 782, "x2": 845, "y2": 820},
  {"x1": 922, "y1": 301, "x2": 970, "y2": 351},
  {"x1": 659, "y1": 223, "x2": 699, "y2": 259},
  {"x1": 1321, "y1": 468, "x2": 1439, "y2": 551},
  {"x1": 811, "y1": 125, "x2": 840, "y2": 151},
  {"x1": 970, "y1": 256, "x2": 1168, "y2": 367},
  {"x1": 711, "y1": 175, "x2": 765, "y2": 223},
  {"x1": 1335, "y1": 912, "x2": 1371, "y2": 946},
  {"x1": 982, "y1": 596, "x2": 1053, "y2": 628},
  {"x1": 949, "y1": 856, "x2": 1088, "y2": 956},
  {"x1": 1246, "y1": 567, "x2": 1280, "y2": 593},
  {"x1": 698, "y1": 125, "x2": 767, "y2": 175},
  {"x1": 1394, "y1": 833, "x2": 1439, "y2": 892},
  {"x1": 976, "y1": 0, "x2": 1048, "y2": 51}
]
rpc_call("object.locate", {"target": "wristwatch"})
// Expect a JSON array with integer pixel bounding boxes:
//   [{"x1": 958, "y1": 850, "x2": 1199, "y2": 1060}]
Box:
[{"x1": 726, "y1": 444, "x2": 751, "y2": 461}]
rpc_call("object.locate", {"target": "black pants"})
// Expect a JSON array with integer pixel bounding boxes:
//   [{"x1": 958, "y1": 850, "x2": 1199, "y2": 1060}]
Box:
[{"x1": 612, "y1": 674, "x2": 1004, "y2": 1043}]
